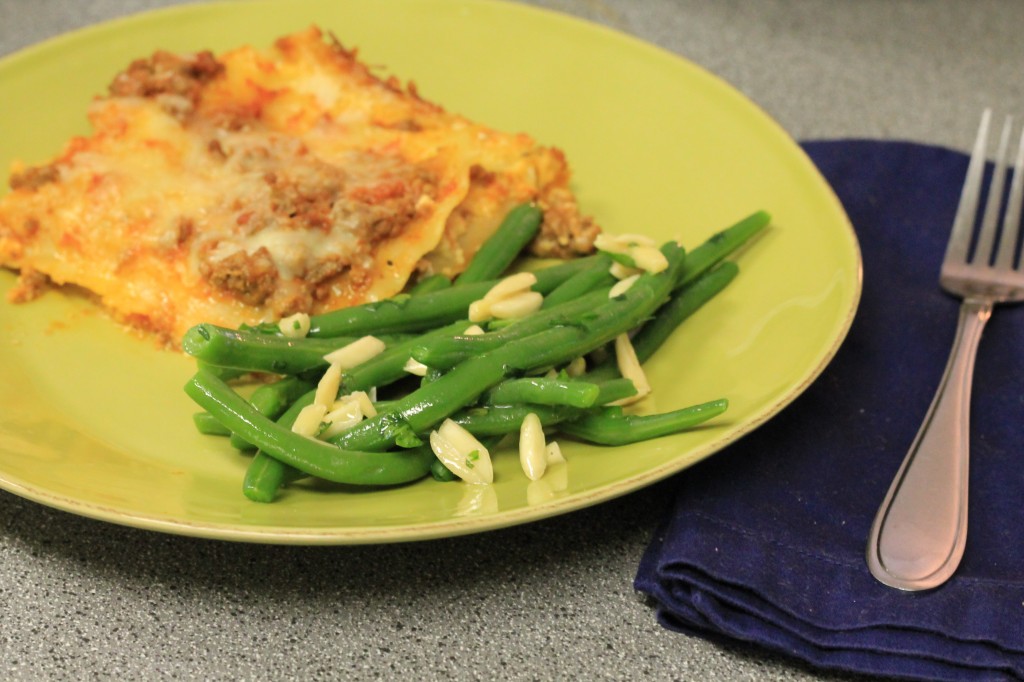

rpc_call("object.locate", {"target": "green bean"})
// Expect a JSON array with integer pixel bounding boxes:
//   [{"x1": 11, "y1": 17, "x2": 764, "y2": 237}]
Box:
[
  {"x1": 592, "y1": 377, "x2": 640, "y2": 405},
  {"x1": 229, "y1": 320, "x2": 469, "y2": 487},
  {"x1": 326, "y1": 243, "x2": 685, "y2": 451},
  {"x1": 558, "y1": 399, "x2": 729, "y2": 445},
  {"x1": 306, "y1": 254, "x2": 601, "y2": 338},
  {"x1": 452, "y1": 403, "x2": 579, "y2": 437},
  {"x1": 249, "y1": 376, "x2": 316, "y2": 418},
  {"x1": 193, "y1": 411, "x2": 230, "y2": 436},
  {"x1": 328, "y1": 352, "x2": 512, "y2": 450},
  {"x1": 420, "y1": 367, "x2": 445, "y2": 386},
  {"x1": 197, "y1": 361, "x2": 247, "y2": 382},
  {"x1": 676, "y1": 210, "x2": 769, "y2": 289},
  {"x1": 180, "y1": 200, "x2": 765, "y2": 507},
  {"x1": 230, "y1": 376, "x2": 315, "y2": 451},
  {"x1": 634, "y1": 261, "x2": 738, "y2": 362},
  {"x1": 451, "y1": 378, "x2": 637, "y2": 437},
  {"x1": 243, "y1": 390, "x2": 315, "y2": 503},
  {"x1": 181, "y1": 324, "x2": 407, "y2": 375},
  {"x1": 408, "y1": 273, "x2": 451, "y2": 295},
  {"x1": 410, "y1": 288, "x2": 612, "y2": 370},
  {"x1": 541, "y1": 253, "x2": 616, "y2": 309},
  {"x1": 444, "y1": 244, "x2": 684, "y2": 386},
  {"x1": 430, "y1": 457, "x2": 458, "y2": 482},
  {"x1": 340, "y1": 320, "x2": 471, "y2": 393},
  {"x1": 485, "y1": 377, "x2": 601, "y2": 408},
  {"x1": 243, "y1": 452, "x2": 295, "y2": 502},
  {"x1": 585, "y1": 261, "x2": 739, "y2": 383},
  {"x1": 186, "y1": 370, "x2": 434, "y2": 486},
  {"x1": 454, "y1": 203, "x2": 542, "y2": 284}
]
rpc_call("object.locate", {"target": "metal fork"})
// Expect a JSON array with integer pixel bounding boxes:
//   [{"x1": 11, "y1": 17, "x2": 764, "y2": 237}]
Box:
[{"x1": 866, "y1": 110, "x2": 1024, "y2": 591}]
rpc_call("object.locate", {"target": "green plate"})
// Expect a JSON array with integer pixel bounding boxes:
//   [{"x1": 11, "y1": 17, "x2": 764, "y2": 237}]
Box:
[{"x1": 0, "y1": 0, "x2": 861, "y2": 544}]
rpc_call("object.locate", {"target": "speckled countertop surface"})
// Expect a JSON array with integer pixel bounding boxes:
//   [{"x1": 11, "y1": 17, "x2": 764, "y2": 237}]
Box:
[{"x1": 2, "y1": 1, "x2": 1023, "y2": 680}]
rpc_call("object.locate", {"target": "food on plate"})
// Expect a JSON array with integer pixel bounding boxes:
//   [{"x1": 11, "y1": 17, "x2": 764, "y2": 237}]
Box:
[
  {"x1": 0, "y1": 27, "x2": 599, "y2": 346},
  {"x1": 184, "y1": 207, "x2": 771, "y2": 502}
]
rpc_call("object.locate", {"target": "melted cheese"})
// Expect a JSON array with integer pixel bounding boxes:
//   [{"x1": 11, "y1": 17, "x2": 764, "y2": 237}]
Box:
[{"x1": 0, "y1": 28, "x2": 598, "y2": 345}]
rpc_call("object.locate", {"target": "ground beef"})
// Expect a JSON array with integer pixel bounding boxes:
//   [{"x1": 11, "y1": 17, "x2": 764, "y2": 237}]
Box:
[
  {"x1": 108, "y1": 50, "x2": 224, "y2": 115},
  {"x1": 532, "y1": 186, "x2": 601, "y2": 259},
  {"x1": 199, "y1": 246, "x2": 279, "y2": 306},
  {"x1": 264, "y1": 168, "x2": 345, "y2": 232},
  {"x1": 339, "y1": 169, "x2": 437, "y2": 243},
  {"x1": 8, "y1": 164, "x2": 59, "y2": 191}
]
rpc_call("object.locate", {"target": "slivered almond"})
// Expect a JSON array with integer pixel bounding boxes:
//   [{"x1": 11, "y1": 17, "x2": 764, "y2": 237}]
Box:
[
  {"x1": 322, "y1": 335, "x2": 385, "y2": 368},
  {"x1": 608, "y1": 274, "x2": 640, "y2": 298},
  {"x1": 403, "y1": 356, "x2": 429, "y2": 376},
  {"x1": 314, "y1": 362, "x2": 343, "y2": 409},
  {"x1": 278, "y1": 312, "x2": 311, "y2": 338},
  {"x1": 594, "y1": 233, "x2": 656, "y2": 253},
  {"x1": 519, "y1": 412, "x2": 548, "y2": 481},
  {"x1": 488, "y1": 291, "x2": 543, "y2": 319},
  {"x1": 630, "y1": 245, "x2": 669, "y2": 273},
  {"x1": 430, "y1": 419, "x2": 493, "y2": 484},
  {"x1": 611, "y1": 332, "x2": 651, "y2": 405},
  {"x1": 565, "y1": 356, "x2": 587, "y2": 377},
  {"x1": 468, "y1": 272, "x2": 539, "y2": 322},
  {"x1": 350, "y1": 390, "x2": 377, "y2": 417},
  {"x1": 546, "y1": 441, "x2": 565, "y2": 464},
  {"x1": 291, "y1": 403, "x2": 328, "y2": 438},
  {"x1": 609, "y1": 261, "x2": 642, "y2": 280},
  {"x1": 482, "y1": 272, "x2": 536, "y2": 302},
  {"x1": 320, "y1": 400, "x2": 363, "y2": 439},
  {"x1": 468, "y1": 299, "x2": 491, "y2": 322}
]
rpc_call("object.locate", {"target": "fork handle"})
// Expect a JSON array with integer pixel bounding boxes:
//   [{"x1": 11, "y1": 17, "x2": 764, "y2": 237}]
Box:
[{"x1": 865, "y1": 297, "x2": 992, "y2": 590}]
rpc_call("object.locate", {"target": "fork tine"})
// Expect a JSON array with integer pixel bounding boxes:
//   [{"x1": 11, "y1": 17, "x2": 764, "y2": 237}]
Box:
[
  {"x1": 972, "y1": 115, "x2": 1014, "y2": 264},
  {"x1": 945, "y1": 109, "x2": 992, "y2": 264},
  {"x1": 993, "y1": 121, "x2": 1024, "y2": 271}
]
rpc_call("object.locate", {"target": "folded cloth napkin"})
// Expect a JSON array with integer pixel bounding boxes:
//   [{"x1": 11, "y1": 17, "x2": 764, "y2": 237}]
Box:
[{"x1": 635, "y1": 140, "x2": 1024, "y2": 681}]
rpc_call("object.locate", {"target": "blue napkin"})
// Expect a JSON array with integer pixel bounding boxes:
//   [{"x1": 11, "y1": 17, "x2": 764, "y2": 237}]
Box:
[{"x1": 635, "y1": 140, "x2": 1024, "y2": 681}]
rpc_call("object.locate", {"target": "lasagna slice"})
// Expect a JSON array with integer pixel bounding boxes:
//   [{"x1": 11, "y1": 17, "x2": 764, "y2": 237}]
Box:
[{"x1": 0, "y1": 27, "x2": 598, "y2": 346}]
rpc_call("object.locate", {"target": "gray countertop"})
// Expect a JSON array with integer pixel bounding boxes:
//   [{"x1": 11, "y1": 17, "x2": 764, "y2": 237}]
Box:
[{"x1": 2, "y1": 1, "x2": 1022, "y2": 680}]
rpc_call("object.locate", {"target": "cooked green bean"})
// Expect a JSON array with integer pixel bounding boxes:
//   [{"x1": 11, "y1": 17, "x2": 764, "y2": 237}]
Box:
[
  {"x1": 452, "y1": 378, "x2": 637, "y2": 436},
  {"x1": 452, "y1": 403, "x2": 578, "y2": 436},
  {"x1": 675, "y1": 210, "x2": 768, "y2": 289},
  {"x1": 184, "y1": 204, "x2": 769, "y2": 504},
  {"x1": 410, "y1": 288, "x2": 612, "y2": 370},
  {"x1": 306, "y1": 254, "x2": 601, "y2": 338},
  {"x1": 242, "y1": 390, "x2": 315, "y2": 503},
  {"x1": 454, "y1": 203, "x2": 543, "y2": 284},
  {"x1": 186, "y1": 370, "x2": 434, "y2": 486},
  {"x1": 326, "y1": 243, "x2": 685, "y2": 451},
  {"x1": 558, "y1": 399, "x2": 729, "y2": 445},
  {"x1": 230, "y1": 376, "x2": 315, "y2": 451},
  {"x1": 485, "y1": 377, "x2": 601, "y2": 408},
  {"x1": 197, "y1": 361, "x2": 247, "y2": 381},
  {"x1": 241, "y1": 391, "x2": 417, "y2": 503},
  {"x1": 340, "y1": 320, "x2": 470, "y2": 393},
  {"x1": 584, "y1": 261, "x2": 738, "y2": 383},
  {"x1": 541, "y1": 253, "x2": 617, "y2": 309},
  {"x1": 408, "y1": 273, "x2": 452, "y2": 295},
  {"x1": 193, "y1": 411, "x2": 230, "y2": 436},
  {"x1": 633, "y1": 261, "x2": 738, "y2": 362},
  {"x1": 420, "y1": 367, "x2": 445, "y2": 386},
  {"x1": 182, "y1": 324, "x2": 406, "y2": 375},
  {"x1": 591, "y1": 377, "x2": 641, "y2": 405},
  {"x1": 430, "y1": 457, "x2": 458, "y2": 482},
  {"x1": 243, "y1": 451, "x2": 295, "y2": 503}
]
